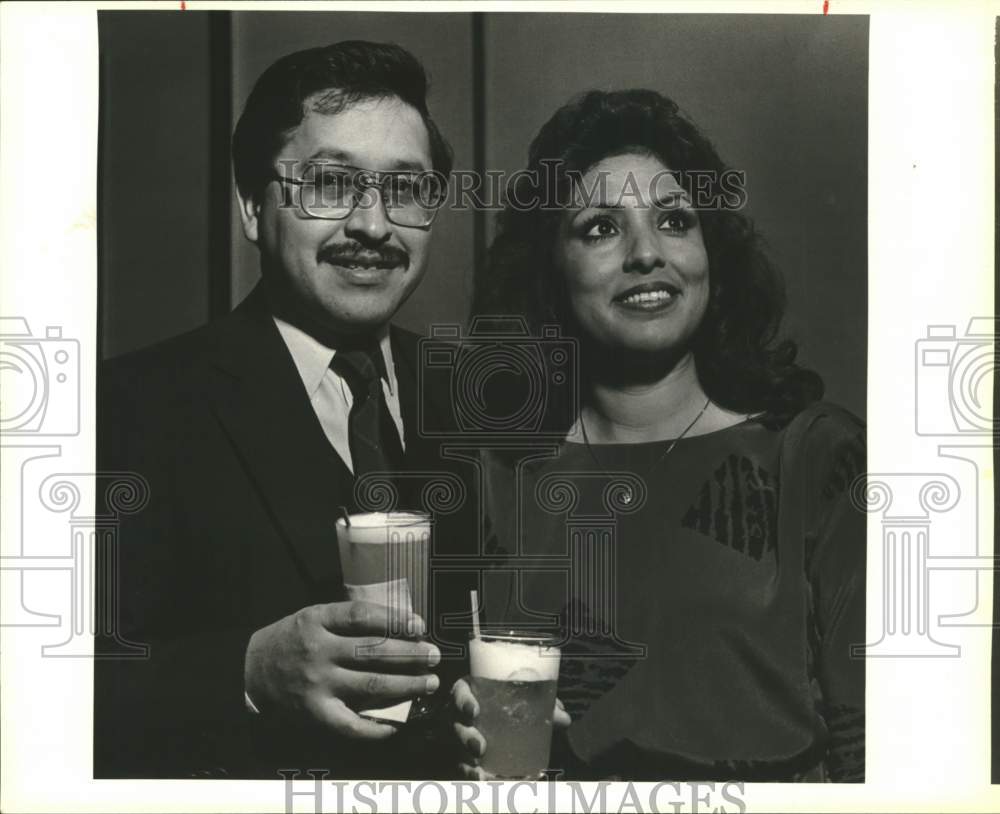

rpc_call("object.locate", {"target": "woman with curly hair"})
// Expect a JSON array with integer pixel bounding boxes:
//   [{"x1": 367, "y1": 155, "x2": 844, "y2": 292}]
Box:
[{"x1": 452, "y1": 89, "x2": 866, "y2": 782}]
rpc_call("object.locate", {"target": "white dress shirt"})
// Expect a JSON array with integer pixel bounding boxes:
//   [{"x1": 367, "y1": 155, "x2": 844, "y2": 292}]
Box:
[{"x1": 272, "y1": 316, "x2": 406, "y2": 471}]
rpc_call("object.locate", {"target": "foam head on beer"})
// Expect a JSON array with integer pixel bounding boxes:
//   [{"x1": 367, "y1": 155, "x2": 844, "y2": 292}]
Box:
[
  {"x1": 335, "y1": 511, "x2": 431, "y2": 542},
  {"x1": 468, "y1": 631, "x2": 561, "y2": 779},
  {"x1": 469, "y1": 634, "x2": 561, "y2": 682}
]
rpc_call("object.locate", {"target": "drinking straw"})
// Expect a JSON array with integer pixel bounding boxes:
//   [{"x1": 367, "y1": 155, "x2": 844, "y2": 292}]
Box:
[
  {"x1": 470, "y1": 590, "x2": 481, "y2": 639},
  {"x1": 338, "y1": 506, "x2": 351, "y2": 526}
]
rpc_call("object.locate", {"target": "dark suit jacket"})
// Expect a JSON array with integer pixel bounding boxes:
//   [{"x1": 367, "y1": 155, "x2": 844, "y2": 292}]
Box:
[{"x1": 95, "y1": 286, "x2": 475, "y2": 779}]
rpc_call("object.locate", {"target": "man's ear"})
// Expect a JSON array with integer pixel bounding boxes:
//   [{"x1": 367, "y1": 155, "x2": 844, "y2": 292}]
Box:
[{"x1": 237, "y1": 188, "x2": 260, "y2": 244}]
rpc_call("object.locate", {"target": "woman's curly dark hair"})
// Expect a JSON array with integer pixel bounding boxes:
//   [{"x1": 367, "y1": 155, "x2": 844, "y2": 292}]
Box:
[{"x1": 473, "y1": 89, "x2": 823, "y2": 424}]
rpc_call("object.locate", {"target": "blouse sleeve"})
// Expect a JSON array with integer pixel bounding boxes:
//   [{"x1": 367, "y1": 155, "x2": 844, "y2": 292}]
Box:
[{"x1": 800, "y1": 405, "x2": 867, "y2": 781}]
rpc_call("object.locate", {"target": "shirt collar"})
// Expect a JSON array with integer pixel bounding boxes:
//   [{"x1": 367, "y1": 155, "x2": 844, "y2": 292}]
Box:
[{"x1": 273, "y1": 316, "x2": 395, "y2": 399}]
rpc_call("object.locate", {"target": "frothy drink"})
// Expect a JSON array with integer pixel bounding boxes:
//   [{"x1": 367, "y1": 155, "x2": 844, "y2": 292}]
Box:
[
  {"x1": 470, "y1": 631, "x2": 561, "y2": 779},
  {"x1": 335, "y1": 512, "x2": 430, "y2": 622},
  {"x1": 335, "y1": 512, "x2": 431, "y2": 723}
]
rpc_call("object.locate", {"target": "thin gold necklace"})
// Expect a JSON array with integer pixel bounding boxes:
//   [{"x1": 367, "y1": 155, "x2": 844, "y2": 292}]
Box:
[{"x1": 579, "y1": 396, "x2": 712, "y2": 506}]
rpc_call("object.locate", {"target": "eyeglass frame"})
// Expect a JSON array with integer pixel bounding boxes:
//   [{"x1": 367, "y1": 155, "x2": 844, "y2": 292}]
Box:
[{"x1": 269, "y1": 161, "x2": 449, "y2": 228}]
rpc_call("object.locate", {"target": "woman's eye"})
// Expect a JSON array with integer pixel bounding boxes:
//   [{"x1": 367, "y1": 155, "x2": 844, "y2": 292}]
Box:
[
  {"x1": 659, "y1": 209, "x2": 694, "y2": 232},
  {"x1": 581, "y1": 218, "x2": 619, "y2": 240}
]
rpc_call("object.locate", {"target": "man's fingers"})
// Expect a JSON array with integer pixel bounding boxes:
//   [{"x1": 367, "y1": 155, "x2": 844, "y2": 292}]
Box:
[
  {"x1": 316, "y1": 601, "x2": 425, "y2": 638},
  {"x1": 338, "y1": 668, "x2": 438, "y2": 704},
  {"x1": 311, "y1": 697, "x2": 398, "y2": 741},
  {"x1": 451, "y1": 677, "x2": 479, "y2": 722},
  {"x1": 342, "y1": 637, "x2": 440, "y2": 671},
  {"x1": 453, "y1": 720, "x2": 486, "y2": 759}
]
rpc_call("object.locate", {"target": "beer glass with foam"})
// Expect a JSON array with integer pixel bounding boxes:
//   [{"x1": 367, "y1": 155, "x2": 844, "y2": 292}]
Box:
[
  {"x1": 469, "y1": 630, "x2": 561, "y2": 779},
  {"x1": 335, "y1": 511, "x2": 431, "y2": 724}
]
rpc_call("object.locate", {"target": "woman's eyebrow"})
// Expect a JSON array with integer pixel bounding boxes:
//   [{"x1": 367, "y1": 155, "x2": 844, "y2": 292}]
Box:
[
  {"x1": 572, "y1": 189, "x2": 692, "y2": 212},
  {"x1": 651, "y1": 190, "x2": 693, "y2": 208}
]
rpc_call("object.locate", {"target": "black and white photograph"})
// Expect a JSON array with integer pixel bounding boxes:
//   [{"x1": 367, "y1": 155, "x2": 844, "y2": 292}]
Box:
[
  {"x1": 95, "y1": 9, "x2": 868, "y2": 783},
  {"x1": 0, "y1": 3, "x2": 995, "y2": 813}
]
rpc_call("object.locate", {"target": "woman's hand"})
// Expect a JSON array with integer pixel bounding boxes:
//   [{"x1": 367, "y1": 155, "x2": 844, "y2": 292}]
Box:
[{"x1": 451, "y1": 677, "x2": 571, "y2": 780}]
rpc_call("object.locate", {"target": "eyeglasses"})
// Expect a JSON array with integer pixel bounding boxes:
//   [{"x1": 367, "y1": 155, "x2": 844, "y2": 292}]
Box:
[{"x1": 271, "y1": 162, "x2": 448, "y2": 228}]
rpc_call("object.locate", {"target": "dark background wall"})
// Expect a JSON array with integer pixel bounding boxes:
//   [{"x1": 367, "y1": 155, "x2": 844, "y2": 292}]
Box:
[
  {"x1": 99, "y1": 11, "x2": 868, "y2": 417},
  {"x1": 99, "y1": 14, "x2": 220, "y2": 360}
]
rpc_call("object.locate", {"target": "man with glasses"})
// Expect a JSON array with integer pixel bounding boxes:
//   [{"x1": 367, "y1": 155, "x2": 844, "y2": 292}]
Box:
[{"x1": 96, "y1": 40, "x2": 465, "y2": 779}]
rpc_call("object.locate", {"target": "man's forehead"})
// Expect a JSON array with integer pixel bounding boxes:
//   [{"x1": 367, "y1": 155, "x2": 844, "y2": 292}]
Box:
[{"x1": 280, "y1": 95, "x2": 432, "y2": 171}]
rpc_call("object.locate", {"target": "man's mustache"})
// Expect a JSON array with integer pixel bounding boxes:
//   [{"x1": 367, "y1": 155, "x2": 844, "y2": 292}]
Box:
[{"x1": 317, "y1": 242, "x2": 409, "y2": 270}]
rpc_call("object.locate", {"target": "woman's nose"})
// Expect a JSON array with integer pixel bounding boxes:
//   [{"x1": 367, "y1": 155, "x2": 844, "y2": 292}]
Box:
[{"x1": 622, "y1": 227, "x2": 666, "y2": 274}]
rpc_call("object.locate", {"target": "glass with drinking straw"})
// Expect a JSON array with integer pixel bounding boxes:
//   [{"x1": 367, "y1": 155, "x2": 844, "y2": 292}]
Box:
[{"x1": 468, "y1": 590, "x2": 562, "y2": 779}]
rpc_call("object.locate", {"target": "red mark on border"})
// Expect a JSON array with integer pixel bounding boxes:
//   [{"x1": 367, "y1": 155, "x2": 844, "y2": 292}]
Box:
[
  {"x1": 823, "y1": 0, "x2": 829, "y2": 13},
  {"x1": 180, "y1": 0, "x2": 186, "y2": 8}
]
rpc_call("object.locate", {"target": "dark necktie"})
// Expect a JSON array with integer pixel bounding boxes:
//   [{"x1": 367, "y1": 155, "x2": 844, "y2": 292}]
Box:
[{"x1": 330, "y1": 345, "x2": 405, "y2": 479}]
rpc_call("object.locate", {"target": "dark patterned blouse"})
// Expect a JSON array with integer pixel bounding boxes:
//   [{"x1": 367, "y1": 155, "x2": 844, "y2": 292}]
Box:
[{"x1": 478, "y1": 402, "x2": 865, "y2": 782}]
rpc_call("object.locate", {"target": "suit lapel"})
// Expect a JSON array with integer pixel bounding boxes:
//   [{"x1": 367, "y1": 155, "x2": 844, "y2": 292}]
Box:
[
  {"x1": 203, "y1": 288, "x2": 350, "y2": 590},
  {"x1": 391, "y1": 326, "x2": 419, "y2": 462},
  {"x1": 391, "y1": 325, "x2": 443, "y2": 470}
]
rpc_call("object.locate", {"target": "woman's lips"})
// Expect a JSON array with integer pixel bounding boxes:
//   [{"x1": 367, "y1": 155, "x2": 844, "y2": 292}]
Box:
[{"x1": 613, "y1": 283, "x2": 680, "y2": 311}]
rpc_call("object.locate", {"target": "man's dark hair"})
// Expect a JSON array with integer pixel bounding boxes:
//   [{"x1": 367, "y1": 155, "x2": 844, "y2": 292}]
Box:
[
  {"x1": 474, "y1": 88, "x2": 823, "y2": 424},
  {"x1": 232, "y1": 40, "x2": 453, "y2": 204}
]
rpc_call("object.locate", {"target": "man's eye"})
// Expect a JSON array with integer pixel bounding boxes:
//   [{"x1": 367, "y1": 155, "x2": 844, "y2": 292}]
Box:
[
  {"x1": 387, "y1": 175, "x2": 416, "y2": 196},
  {"x1": 316, "y1": 171, "x2": 351, "y2": 190}
]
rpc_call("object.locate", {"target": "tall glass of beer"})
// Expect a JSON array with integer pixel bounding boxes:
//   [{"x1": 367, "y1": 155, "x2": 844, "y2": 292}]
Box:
[
  {"x1": 335, "y1": 511, "x2": 431, "y2": 723},
  {"x1": 469, "y1": 630, "x2": 561, "y2": 779}
]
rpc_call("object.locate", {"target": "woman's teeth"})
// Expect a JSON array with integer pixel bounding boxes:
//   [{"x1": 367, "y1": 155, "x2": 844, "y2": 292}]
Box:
[{"x1": 620, "y1": 290, "x2": 673, "y2": 305}]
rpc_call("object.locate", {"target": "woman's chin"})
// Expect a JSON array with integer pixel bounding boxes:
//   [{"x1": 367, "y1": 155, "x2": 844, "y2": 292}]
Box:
[{"x1": 592, "y1": 332, "x2": 691, "y2": 359}]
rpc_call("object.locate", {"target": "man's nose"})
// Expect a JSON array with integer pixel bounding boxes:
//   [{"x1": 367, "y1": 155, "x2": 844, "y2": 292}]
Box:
[
  {"x1": 623, "y1": 226, "x2": 666, "y2": 274},
  {"x1": 343, "y1": 188, "x2": 392, "y2": 244}
]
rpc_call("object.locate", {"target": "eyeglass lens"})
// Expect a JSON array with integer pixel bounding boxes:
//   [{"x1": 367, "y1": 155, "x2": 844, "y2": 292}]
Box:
[{"x1": 298, "y1": 165, "x2": 445, "y2": 226}]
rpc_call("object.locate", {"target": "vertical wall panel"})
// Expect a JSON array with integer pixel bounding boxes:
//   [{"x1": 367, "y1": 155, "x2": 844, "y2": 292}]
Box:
[
  {"x1": 99, "y1": 12, "x2": 214, "y2": 359},
  {"x1": 229, "y1": 11, "x2": 476, "y2": 336},
  {"x1": 482, "y1": 13, "x2": 868, "y2": 417}
]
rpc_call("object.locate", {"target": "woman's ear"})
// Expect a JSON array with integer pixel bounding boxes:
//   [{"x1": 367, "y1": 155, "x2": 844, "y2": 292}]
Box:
[{"x1": 237, "y1": 188, "x2": 260, "y2": 244}]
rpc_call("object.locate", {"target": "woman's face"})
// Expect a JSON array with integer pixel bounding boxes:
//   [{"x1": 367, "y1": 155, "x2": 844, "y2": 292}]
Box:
[{"x1": 553, "y1": 152, "x2": 710, "y2": 356}]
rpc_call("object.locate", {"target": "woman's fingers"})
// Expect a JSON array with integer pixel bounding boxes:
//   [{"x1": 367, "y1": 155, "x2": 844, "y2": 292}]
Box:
[
  {"x1": 459, "y1": 762, "x2": 494, "y2": 781},
  {"x1": 453, "y1": 720, "x2": 486, "y2": 759},
  {"x1": 451, "y1": 676, "x2": 479, "y2": 723},
  {"x1": 554, "y1": 697, "x2": 571, "y2": 729}
]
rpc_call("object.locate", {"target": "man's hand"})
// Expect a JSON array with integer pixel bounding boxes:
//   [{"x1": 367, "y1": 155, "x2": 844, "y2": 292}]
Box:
[
  {"x1": 244, "y1": 600, "x2": 440, "y2": 740},
  {"x1": 451, "y1": 676, "x2": 571, "y2": 779}
]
